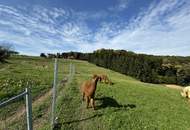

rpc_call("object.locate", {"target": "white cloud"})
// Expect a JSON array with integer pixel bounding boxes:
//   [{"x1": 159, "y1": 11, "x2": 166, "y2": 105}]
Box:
[
  {"x1": 108, "y1": 0, "x2": 128, "y2": 11},
  {"x1": 0, "y1": 5, "x2": 93, "y2": 55},
  {"x1": 91, "y1": 0, "x2": 190, "y2": 56},
  {"x1": 0, "y1": 0, "x2": 190, "y2": 56}
]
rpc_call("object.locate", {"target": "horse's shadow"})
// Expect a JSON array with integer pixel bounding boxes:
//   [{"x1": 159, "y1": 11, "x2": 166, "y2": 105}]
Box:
[
  {"x1": 95, "y1": 97, "x2": 136, "y2": 110},
  {"x1": 53, "y1": 114, "x2": 103, "y2": 130},
  {"x1": 53, "y1": 97, "x2": 136, "y2": 130}
]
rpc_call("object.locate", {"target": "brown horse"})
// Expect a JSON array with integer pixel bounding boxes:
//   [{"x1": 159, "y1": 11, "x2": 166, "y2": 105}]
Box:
[
  {"x1": 80, "y1": 75, "x2": 101, "y2": 110},
  {"x1": 96, "y1": 74, "x2": 113, "y2": 85}
]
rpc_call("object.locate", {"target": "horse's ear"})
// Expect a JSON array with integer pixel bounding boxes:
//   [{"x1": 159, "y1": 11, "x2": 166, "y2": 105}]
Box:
[{"x1": 92, "y1": 74, "x2": 98, "y2": 79}]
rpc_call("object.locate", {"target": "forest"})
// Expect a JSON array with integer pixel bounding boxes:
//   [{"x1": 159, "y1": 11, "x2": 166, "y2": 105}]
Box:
[{"x1": 40, "y1": 49, "x2": 190, "y2": 86}]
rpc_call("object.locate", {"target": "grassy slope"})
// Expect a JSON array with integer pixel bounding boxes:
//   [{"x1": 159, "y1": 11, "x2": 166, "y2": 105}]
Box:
[
  {"x1": 1, "y1": 56, "x2": 190, "y2": 130},
  {"x1": 0, "y1": 56, "x2": 69, "y2": 99},
  {"x1": 52, "y1": 60, "x2": 190, "y2": 130},
  {"x1": 0, "y1": 56, "x2": 69, "y2": 129}
]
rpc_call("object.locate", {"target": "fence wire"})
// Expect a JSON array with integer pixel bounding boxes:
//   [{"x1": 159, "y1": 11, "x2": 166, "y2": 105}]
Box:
[
  {"x1": 51, "y1": 59, "x2": 75, "y2": 130},
  {"x1": 0, "y1": 59, "x2": 75, "y2": 130},
  {"x1": 0, "y1": 88, "x2": 32, "y2": 130}
]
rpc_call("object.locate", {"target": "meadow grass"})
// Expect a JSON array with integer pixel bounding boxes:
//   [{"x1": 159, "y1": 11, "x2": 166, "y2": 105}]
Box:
[
  {"x1": 0, "y1": 56, "x2": 70, "y2": 129},
  {"x1": 52, "y1": 59, "x2": 190, "y2": 130},
  {"x1": 1, "y1": 56, "x2": 190, "y2": 130}
]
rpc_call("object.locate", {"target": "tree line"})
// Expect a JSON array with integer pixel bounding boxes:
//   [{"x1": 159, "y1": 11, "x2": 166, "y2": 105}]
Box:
[
  {"x1": 0, "y1": 45, "x2": 18, "y2": 62},
  {"x1": 41, "y1": 49, "x2": 190, "y2": 86}
]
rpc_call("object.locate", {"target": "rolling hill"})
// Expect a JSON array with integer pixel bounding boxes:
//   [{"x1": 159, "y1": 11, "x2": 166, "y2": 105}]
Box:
[{"x1": 0, "y1": 56, "x2": 190, "y2": 130}]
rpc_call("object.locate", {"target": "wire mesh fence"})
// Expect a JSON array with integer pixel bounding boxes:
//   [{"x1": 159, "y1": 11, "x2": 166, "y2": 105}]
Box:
[
  {"x1": 51, "y1": 59, "x2": 75, "y2": 130},
  {"x1": 0, "y1": 101, "x2": 26, "y2": 130},
  {"x1": 0, "y1": 88, "x2": 32, "y2": 130},
  {"x1": 0, "y1": 58, "x2": 75, "y2": 130}
]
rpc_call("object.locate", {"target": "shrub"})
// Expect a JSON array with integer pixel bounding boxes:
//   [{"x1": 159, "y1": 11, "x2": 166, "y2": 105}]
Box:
[
  {"x1": 0, "y1": 45, "x2": 10, "y2": 62},
  {"x1": 40, "y1": 53, "x2": 47, "y2": 58}
]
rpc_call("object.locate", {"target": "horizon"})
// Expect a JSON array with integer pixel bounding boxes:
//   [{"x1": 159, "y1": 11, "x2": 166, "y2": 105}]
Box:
[
  {"x1": 0, "y1": 0, "x2": 190, "y2": 56},
  {"x1": 15, "y1": 48, "x2": 190, "y2": 57}
]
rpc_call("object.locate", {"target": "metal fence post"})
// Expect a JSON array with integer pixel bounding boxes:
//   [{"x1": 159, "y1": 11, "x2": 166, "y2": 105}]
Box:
[
  {"x1": 68, "y1": 63, "x2": 72, "y2": 82},
  {"x1": 63, "y1": 62, "x2": 64, "y2": 79},
  {"x1": 51, "y1": 58, "x2": 58, "y2": 129},
  {"x1": 25, "y1": 88, "x2": 33, "y2": 130},
  {"x1": 72, "y1": 64, "x2": 75, "y2": 76},
  {"x1": 69, "y1": 63, "x2": 72, "y2": 77}
]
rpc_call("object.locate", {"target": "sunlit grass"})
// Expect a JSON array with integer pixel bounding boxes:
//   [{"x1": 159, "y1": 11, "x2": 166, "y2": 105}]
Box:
[{"x1": 1, "y1": 56, "x2": 190, "y2": 130}]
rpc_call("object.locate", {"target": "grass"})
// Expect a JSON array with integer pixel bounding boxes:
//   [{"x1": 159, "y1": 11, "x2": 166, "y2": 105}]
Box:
[
  {"x1": 1, "y1": 56, "x2": 190, "y2": 130},
  {"x1": 0, "y1": 56, "x2": 69, "y2": 99},
  {"x1": 0, "y1": 56, "x2": 70, "y2": 129},
  {"x1": 51, "y1": 59, "x2": 190, "y2": 130}
]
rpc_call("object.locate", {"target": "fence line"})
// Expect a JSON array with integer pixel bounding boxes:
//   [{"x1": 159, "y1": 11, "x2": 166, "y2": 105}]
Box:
[
  {"x1": 68, "y1": 63, "x2": 75, "y2": 82},
  {"x1": 51, "y1": 60, "x2": 75, "y2": 129},
  {"x1": 25, "y1": 88, "x2": 33, "y2": 130},
  {"x1": 72, "y1": 63, "x2": 75, "y2": 77},
  {"x1": 1, "y1": 58, "x2": 75, "y2": 130},
  {"x1": 0, "y1": 88, "x2": 33, "y2": 130},
  {"x1": 69, "y1": 63, "x2": 72, "y2": 80},
  {"x1": 0, "y1": 91, "x2": 27, "y2": 108},
  {"x1": 51, "y1": 58, "x2": 58, "y2": 130}
]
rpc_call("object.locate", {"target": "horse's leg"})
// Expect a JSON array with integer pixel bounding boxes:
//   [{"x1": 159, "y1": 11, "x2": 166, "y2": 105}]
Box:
[
  {"x1": 186, "y1": 91, "x2": 189, "y2": 98},
  {"x1": 82, "y1": 92, "x2": 85, "y2": 101},
  {"x1": 90, "y1": 94, "x2": 95, "y2": 110},
  {"x1": 104, "y1": 78, "x2": 107, "y2": 83},
  {"x1": 90, "y1": 98, "x2": 95, "y2": 110},
  {"x1": 187, "y1": 91, "x2": 190, "y2": 98},
  {"x1": 106, "y1": 77, "x2": 109, "y2": 84},
  {"x1": 86, "y1": 96, "x2": 90, "y2": 108}
]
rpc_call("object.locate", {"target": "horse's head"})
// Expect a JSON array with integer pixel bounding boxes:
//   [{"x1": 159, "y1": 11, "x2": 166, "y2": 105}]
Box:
[{"x1": 92, "y1": 74, "x2": 101, "y2": 82}]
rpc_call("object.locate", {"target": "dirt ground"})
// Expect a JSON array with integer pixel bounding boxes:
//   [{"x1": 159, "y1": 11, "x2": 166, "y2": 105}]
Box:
[{"x1": 164, "y1": 84, "x2": 183, "y2": 90}]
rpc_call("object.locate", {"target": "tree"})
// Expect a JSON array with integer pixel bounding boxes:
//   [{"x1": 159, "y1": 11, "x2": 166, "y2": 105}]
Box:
[
  {"x1": 0, "y1": 44, "x2": 17, "y2": 62},
  {"x1": 45, "y1": 49, "x2": 190, "y2": 86},
  {"x1": 40, "y1": 53, "x2": 47, "y2": 58}
]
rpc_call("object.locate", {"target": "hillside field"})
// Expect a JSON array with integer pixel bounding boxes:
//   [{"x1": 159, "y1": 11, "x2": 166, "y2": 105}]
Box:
[{"x1": 1, "y1": 56, "x2": 190, "y2": 130}]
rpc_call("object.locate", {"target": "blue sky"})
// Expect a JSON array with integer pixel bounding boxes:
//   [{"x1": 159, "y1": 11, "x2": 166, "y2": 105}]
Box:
[{"x1": 0, "y1": 0, "x2": 190, "y2": 56}]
